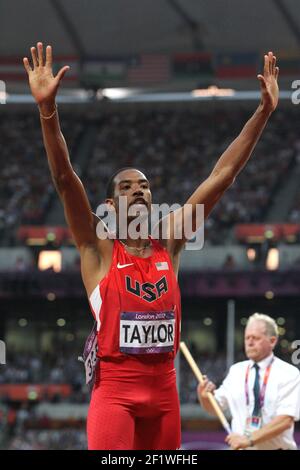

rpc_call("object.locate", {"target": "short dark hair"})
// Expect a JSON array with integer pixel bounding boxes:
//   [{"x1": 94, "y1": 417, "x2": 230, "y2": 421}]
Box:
[{"x1": 106, "y1": 167, "x2": 142, "y2": 198}]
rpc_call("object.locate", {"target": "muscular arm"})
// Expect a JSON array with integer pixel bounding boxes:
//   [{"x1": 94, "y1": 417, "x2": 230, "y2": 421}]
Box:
[
  {"x1": 23, "y1": 43, "x2": 112, "y2": 294},
  {"x1": 41, "y1": 114, "x2": 107, "y2": 291},
  {"x1": 39, "y1": 102, "x2": 96, "y2": 250},
  {"x1": 23, "y1": 42, "x2": 96, "y2": 250},
  {"x1": 167, "y1": 52, "x2": 279, "y2": 256}
]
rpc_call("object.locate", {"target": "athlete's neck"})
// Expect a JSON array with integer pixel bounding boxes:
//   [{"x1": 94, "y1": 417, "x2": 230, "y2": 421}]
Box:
[{"x1": 119, "y1": 238, "x2": 150, "y2": 250}]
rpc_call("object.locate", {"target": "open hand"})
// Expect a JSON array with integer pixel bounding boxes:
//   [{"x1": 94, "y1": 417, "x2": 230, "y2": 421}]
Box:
[
  {"x1": 257, "y1": 51, "x2": 279, "y2": 113},
  {"x1": 23, "y1": 42, "x2": 69, "y2": 106}
]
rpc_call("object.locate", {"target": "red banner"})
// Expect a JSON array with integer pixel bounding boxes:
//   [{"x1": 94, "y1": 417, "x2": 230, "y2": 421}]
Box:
[
  {"x1": 0, "y1": 384, "x2": 72, "y2": 401},
  {"x1": 18, "y1": 226, "x2": 73, "y2": 245},
  {"x1": 235, "y1": 224, "x2": 300, "y2": 242}
]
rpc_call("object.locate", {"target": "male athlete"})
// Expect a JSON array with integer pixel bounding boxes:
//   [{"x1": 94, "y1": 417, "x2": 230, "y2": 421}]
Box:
[{"x1": 23, "y1": 44, "x2": 279, "y2": 450}]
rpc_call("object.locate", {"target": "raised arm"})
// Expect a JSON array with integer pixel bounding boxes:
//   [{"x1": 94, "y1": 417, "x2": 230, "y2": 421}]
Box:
[
  {"x1": 23, "y1": 43, "x2": 112, "y2": 295},
  {"x1": 23, "y1": 42, "x2": 97, "y2": 250},
  {"x1": 168, "y1": 52, "x2": 279, "y2": 256}
]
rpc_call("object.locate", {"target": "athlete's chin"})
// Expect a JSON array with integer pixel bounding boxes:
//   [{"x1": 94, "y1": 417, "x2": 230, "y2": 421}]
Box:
[{"x1": 128, "y1": 202, "x2": 150, "y2": 212}]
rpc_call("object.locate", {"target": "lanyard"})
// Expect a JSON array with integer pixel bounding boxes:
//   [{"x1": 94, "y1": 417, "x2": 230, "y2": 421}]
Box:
[{"x1": 245, "y1": 357, "x2": 274, "y2": 409}]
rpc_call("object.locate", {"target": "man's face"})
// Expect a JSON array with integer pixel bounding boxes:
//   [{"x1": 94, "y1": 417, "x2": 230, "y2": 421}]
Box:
[
  {"x1": 106, "y1": 169, "x2": 152, "y2": 218},
  {"x1": 244, "y1": 320, "x2": 277, "y2": 362}
]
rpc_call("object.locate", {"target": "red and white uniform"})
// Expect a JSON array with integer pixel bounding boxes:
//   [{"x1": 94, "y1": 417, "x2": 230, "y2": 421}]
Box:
[{"x1": 87, "y1": 238, "x2": 181, "y2": 450}]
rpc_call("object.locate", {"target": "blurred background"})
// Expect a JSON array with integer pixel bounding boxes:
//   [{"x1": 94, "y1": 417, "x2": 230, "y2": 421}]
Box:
[{"x1": 0, "y1": 0, "x2": 300, "y2": 450}]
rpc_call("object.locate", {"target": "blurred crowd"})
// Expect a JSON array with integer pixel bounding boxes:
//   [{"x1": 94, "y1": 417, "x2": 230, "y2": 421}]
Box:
[
  {"x1": 1, "y1": 107, "x2": 300, "y2": 246},
  {"x1": 1, "y1": 106, "x2": 300, "y2": 450},
  {"x1": 0, "y1": 352, "x2": 88, "y2": 402},
  {"x1": 288, "y1": 152, "x2": 300, "y2": 222},
  {"x1": 7, "y1": 428, "x2": 87, "y2": 450},
  {"x1": 0, "y1": 349, "x2": 229, "y2": 406},
  {"x1": 0, "y1": 344, "x2": 298, "y2": 449},
  {"x1": 83, "y1": 107, "x2": 299, "y2": 243},
  {"x1": 180, "y1": 352, "x2": 227, "y2": 404},
  {"x1": 0, "y1": 349, "x2": 227, "y2": 450},
  {"x1": 0, "y1": 113, "x2": 83, "y2": 243}
]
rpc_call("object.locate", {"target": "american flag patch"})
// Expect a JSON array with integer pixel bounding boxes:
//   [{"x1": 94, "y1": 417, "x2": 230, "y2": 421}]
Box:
[{"x1": 155, "y1": 261, "x2": 169, "y2": 271}]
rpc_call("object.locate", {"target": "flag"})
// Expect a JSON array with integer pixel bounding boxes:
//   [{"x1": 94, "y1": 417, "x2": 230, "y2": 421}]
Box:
[
  {"x1": 0, "y1": 56, "x2": 79, "y2": 82},
  {"x1": 82, "y1": 58, "x2": 126, "y2": 86},
  {"x1": 127, "y1": 54, "x2": 170, "y2": 84},
  {"x1": 277, "y1": 57, "x2": 300, "y2": 76},
  {"x1": 156, "y1": 261, "x2": 169, "y2": 271},
  {"x1": 215, "y1": 52, "x2": 259, "y2": 79}
]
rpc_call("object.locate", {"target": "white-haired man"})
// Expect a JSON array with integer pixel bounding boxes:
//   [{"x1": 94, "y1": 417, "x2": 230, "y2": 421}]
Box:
[{"x1": 198, "y1": 313, "x2": 300, "y2": 450}]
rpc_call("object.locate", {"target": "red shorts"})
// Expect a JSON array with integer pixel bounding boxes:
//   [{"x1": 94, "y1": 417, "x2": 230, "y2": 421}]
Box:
[{"x1": 87, "y1": 361, "x2": 181, "y2": 450}]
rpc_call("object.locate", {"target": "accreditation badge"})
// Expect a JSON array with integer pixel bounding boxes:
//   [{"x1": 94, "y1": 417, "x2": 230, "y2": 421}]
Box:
[{"x1": 245, "y1": 415, "x2": 262, "y2": 432}]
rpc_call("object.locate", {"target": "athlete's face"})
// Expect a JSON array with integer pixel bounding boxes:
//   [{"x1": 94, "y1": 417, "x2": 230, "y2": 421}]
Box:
[
  {"x1": 106, "y1": 169, "x2": 152, "y2": 218},
  {"x1": 244, "y1": 321, "x2": 277, "y2": 362}
]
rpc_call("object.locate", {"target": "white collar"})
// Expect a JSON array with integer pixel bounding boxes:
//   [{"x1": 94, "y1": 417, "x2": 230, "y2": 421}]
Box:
[{"x1": 249, "y1": 352, "x2": 275, "y2": 370}]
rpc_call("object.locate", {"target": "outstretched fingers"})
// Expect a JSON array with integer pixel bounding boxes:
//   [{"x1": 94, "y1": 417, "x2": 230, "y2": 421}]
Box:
[
  {"x1": 262, "y1": 51, "x2": 278, "y2": 80},
  {"x1": 45, "y1": 45, "x2": 52, "y2": 69},
  {"x1": 266, "y1": 51, "x2": 279, "y2": 81},
  {"x1": 37, "y1": 42, "x2": 44, "y2": 67},
  {"x1": 23, "y1": 57, "x2": 32, "y2": 74},
  {"x1": 30, "y1": 46, "x2": 38, "y2": 68},
  {"x1": 264, "y1": 54, "x2": 270, "y2": 77},
  {"x1": 25, "y1": 42, "x2": 55, "y2": 72},
  {"x1": 271, "y1": 54, "x2": 276, "y2": 75},
  {"x1": 268, "y1": 51, "x2": 273, "y2": 75},
  {"x1": 55, "y1": 65, "x2": 70, "y2": 82},
  {"x1": 257, "y1": 73, "x2": 267, "y2": 91}
]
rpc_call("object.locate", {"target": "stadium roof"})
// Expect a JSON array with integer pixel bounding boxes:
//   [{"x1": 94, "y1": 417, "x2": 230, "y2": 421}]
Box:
[
  {"x1": 1, "y1": 0, "x2": 299, "y2": 57},
  {"x1": 1, "y1": 0, "x2": 300, "y2": 94}
]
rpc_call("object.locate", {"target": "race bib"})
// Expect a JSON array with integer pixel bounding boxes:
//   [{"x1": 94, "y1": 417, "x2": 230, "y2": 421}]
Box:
[
  {"x1": 120, "y1": 311, "x2": 175, "y2": 354},
  {"x1": 79, "y1": 322, "x2": 99, "y2": 385}
]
